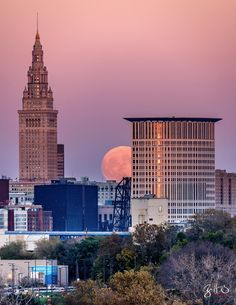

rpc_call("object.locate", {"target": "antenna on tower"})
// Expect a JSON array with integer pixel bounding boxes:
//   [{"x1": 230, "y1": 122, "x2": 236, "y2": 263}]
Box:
[{"x1": 35, "y1": 12, "x2": 40, "y2": 40}]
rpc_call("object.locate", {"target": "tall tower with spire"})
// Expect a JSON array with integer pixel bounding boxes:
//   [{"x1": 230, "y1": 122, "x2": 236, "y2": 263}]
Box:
[{"x1": 18, "y1": 28, "x2": 58, "y2": 181}]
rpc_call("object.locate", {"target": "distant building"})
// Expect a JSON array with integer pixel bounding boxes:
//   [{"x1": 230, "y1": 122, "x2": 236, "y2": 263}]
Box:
[
  {"x1": 0, "y1": 179, "x2": 9, "y2": 207},
  {"x1": 125, "y1": 117, "x2": 221, "y2": 223},
  {"x1": 10, "y1": 180, "x2": 49, "y2": 203},
  {"x1": 0, "y1": 260, "x2": 68, "y2": 286},
  {"x1": 57, "y1": 144, "x2": 65, "y2": 178},
  {"x1": 98, "y1": 205, "x2": 113, "y2": 231},
  {"x1": 0, "y1": 204, "x2": 52, "y2": 232},
  {"x1": 27, "y1": 207, "x2": 53, "y2": 231},
  {"x1": 215, "y1": 169, "x2": 236, "y2": 217},
  {"x1": 18, "y1": 28, "x2": 58, "y2": 181},
  {"x1": 97, "y1": 180, "x2": 117, "y2": 205},
  {"x1": 131, "y1": 197, "x2": 168, "y2": 227},
  {"x1": 34, "y1": 179, "x2": 98, "y2": 231},
  {"x1": 78, "y1": 178, "x2": 117, "y2": 206},
  {"x1": 9, "y1": 192, "x2": 27, "y2": 205}
]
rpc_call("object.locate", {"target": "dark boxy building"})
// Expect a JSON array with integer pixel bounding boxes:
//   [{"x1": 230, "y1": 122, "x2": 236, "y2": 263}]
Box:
[
  {"x1": 34, "y1": 180, "x2": 98, "y2": 231},
  {"x1": 0, "y1": 179, "x2": 9, "y2": 207}
]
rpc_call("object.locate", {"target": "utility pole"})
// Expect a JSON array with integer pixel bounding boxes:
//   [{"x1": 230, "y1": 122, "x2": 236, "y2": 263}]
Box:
[{"x1": 8, "y1": 263, "x2": 17, "y2": 293}]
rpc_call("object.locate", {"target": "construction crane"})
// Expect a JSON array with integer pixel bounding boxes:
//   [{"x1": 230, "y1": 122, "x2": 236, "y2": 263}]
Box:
[{"x1": 112, "y1": 177, "x2": 131, "y2": 231}]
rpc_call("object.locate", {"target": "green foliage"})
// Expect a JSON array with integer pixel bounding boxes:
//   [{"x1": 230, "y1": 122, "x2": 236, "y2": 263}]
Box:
[
  {"x1": 116, "y1": 248, "x2": 137, "y2": 271},
  {"x1": 186, "y1": 210, "x2": 236, "y2": 251},
  {"x1": 72, "y1": 237, "x2": 102, "y2": 280},
  {"x1": 92, "y1": 235, "x2": 133, "y2": 281},
  {"x1": 0, "y1": 241, "x2": 34, "y2": 259},
  {"x1": 133, "y1": 223, "x2": 179, "y2": 264},
  {"x1": 34, "y1": 237, "x2": 61, "y2": 259}
]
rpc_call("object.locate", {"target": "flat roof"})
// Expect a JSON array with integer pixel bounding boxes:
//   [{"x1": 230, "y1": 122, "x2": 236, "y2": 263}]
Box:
[{"x1": 124, "y1": 117, "x2": 222, "y2": 123}]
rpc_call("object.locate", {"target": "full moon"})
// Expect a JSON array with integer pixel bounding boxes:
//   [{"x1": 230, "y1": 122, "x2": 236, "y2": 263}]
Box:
[{"x1": 101, "y1": 146, "x2": 132, "y2": 182}]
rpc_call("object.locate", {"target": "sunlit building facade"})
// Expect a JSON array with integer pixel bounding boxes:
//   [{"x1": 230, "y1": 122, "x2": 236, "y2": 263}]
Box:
[{"x1": 125, "y1": 117, "x2": 221, "y2": 223}]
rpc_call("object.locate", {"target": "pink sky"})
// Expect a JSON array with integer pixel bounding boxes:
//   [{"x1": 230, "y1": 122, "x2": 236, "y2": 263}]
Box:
[{"x1": 0, "y1": 0, "x2": 236, "y2": 180}]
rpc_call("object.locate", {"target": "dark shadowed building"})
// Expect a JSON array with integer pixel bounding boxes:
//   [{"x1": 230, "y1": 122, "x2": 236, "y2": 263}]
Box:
[
  {"x1": 57, "y1": 144, "x2": 64, "y2": 178},
  {"x1": 0, "y1": 179, "x2": 9, "y2": 207},
  {"x1": 34, "y1": 180, "x2": 98, "y2": 231}
]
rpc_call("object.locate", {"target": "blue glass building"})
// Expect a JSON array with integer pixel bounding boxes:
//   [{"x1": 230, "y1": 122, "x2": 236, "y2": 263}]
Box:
[{"x1": 34, "y1": 181, "x2": 98, "y2": 231}]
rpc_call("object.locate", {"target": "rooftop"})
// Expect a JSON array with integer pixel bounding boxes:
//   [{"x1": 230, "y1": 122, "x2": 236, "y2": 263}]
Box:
[{"x1": 124, "y1": 117, "x2": 222, "y2": 123}]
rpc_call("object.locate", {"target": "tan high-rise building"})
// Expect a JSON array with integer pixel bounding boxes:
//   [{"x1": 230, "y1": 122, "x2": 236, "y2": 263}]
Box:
[
  {"x1": 215, "y1": 169, "x2": 236, "y2": 217},
  {"x1": 18, "y1": 30, "x2": 58, "y2": 182},
  {"x1": 125, "y1": 117, "x2": 221, "y2": 223}
]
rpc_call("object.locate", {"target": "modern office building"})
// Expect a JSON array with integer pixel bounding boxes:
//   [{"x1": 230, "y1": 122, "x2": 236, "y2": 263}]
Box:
[
  {"x1": 18, "y1": 28, "x2": 58, "y2": 182},
  {"x1": 125, "y1": 117, "x2": 221, "y2": 223},
  {"x1": 0, "y1": 178, "x2": 9, "y2": 207},
  {"x1": 57, "y1": 144, "x2": 65, "y2": 178},
  {"x1": 215, "y1": 169, "x2": 236, "y2": 217},
  {"x1": 34, "y1": 179, "x2": 98, "y2": 231}
]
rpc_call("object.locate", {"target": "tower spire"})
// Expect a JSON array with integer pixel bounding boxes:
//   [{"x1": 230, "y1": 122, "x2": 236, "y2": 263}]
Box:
[{"x1": 36, "y1": 12, "x2": 40, "y2": 40}]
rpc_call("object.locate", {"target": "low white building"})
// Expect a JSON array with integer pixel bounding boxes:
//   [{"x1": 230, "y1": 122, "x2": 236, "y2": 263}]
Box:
[
  {"x1": 0, "y1": 259, "x2": 68, "y2": 286},
  {"x1": 131, "y1": 196, "x2": 168, "y2": 228}
]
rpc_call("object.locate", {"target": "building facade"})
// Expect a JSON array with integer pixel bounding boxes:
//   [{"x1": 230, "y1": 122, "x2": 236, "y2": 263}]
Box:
[
  {"x1": 34, "y1": 180, "x2": 98, "y2": 231},
  {"x1": 0, "y1": 179, "x2": 9, "y2": 207},
  {"x1": 98, "y1": 204, "x2": 113, "y2": 231},
  {"x1": 131, "y1": 197, "x2": 168, "y2": 227},
  {"x1": 0, "y1": 260, "x2": 68, "y2": 286},
  {"x1": 18, "y1": 30, "x2": 58, "y2": 181},
  {"x1": 215, "y1": 169, "x2": 236, "y2": 217},
  {"x1": 10, "y1": 180, "x2": 48, "y2": 203},
  {"x1": 125, "y1": 117, "x2": 221, "y2": 223},
  {"x1": 0, "y1": 205, "x2": 53, "y2": 232},
  {"x1": 97, "y1": 180, "x2": 117, "y2": 205},
  {"x1": 57, "y1": 144, "x2": 65, "y2": 178}
]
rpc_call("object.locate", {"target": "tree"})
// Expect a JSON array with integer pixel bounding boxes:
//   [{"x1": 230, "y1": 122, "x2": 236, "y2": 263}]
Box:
[
  {"x1": 72, "y1": 237, "x2": 102, "y2": 280},
  {"x1": 116, "y1": 248, "x2": 137, "y2": 271},
  {"x1": 132, "y1": 223, "x2": 179, "y2": 264},
  {"x1": 0, "y1": 241, "x2": 33, "y2": 259},
  {"x1": 34, "y1": 237, "x2": 61, "y2": 259},
  {"x1": 186, "y1": 210, "x2": 231, "y2": 241},
  {"x1": 66, "y1": 270, "x2": 185, "y2": 305},
  {"x1": 159, "y1": 241, "x2": 236, "y2": 305},
  {"x1": 65, "y1": 279, "x2": 100, "y2": 305},
  {"x1": 92, "y1": 235, "x2": 132, "y2": 281},
  {"x1": 108, "y1": 270, "x2": 167, "y2": 305}
]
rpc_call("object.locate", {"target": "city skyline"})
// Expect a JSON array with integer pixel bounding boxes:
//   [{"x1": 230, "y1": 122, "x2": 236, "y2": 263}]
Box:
[{"x1": 1, "y1": 1, "x2": 236, "y2": 180}]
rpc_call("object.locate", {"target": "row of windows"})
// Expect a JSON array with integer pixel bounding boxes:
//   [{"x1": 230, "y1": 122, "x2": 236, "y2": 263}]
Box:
[
  {"x1": 133, "y1": 166, "x2": 214, "y2": 170},
  {"x1": 133, "y1": 121, "x2": 215, "y2": 140},
  {"x1": 133, "y1": 172, "x2": 215, "y2": 176},
  {"x1": 133, "y1": 140, "x2": 215, "y2": 148}
]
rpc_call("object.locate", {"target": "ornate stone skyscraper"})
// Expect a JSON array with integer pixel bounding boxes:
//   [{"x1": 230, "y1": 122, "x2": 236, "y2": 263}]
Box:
[{"x1": 18, "y1": 29, "x2": 58, "y2": 181}]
